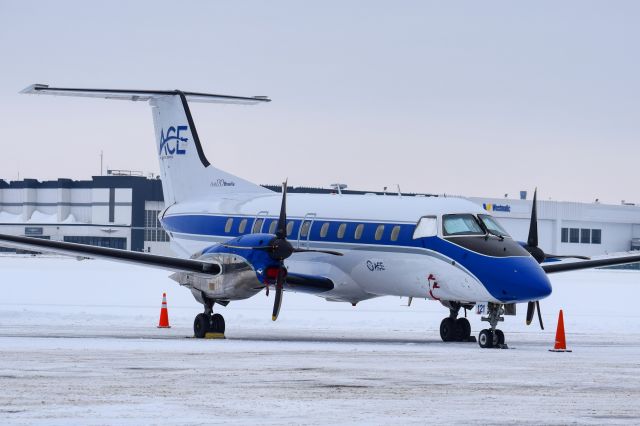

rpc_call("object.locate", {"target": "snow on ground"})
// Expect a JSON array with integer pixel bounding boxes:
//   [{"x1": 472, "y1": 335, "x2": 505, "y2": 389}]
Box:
[{"x1": 1, "y1": 255, "x2": 640, "y2": 425}]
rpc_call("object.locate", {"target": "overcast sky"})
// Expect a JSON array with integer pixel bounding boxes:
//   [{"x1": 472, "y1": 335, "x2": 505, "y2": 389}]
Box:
[{"x1": 0, "y1": 1, "x2": 638, "y2": 203}]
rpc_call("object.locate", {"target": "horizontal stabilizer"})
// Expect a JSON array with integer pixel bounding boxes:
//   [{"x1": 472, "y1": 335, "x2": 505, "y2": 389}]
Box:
[{"x1": 20, "y1": 84, "x2": 271, "y2": 105}]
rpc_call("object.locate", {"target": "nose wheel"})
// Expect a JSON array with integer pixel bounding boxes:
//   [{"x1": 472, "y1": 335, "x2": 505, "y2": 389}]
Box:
[{"x1": 478, "y1": 303, "x2": 508, "y2": 349}]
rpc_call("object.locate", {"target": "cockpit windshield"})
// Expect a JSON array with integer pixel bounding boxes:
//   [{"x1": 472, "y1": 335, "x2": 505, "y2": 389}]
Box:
[
  {"x1": 478, "y1": 214, "x2": 511, "y2": 238},
  {"x1": 442, "y1": 214, "x2": 485, "y2": 236}
]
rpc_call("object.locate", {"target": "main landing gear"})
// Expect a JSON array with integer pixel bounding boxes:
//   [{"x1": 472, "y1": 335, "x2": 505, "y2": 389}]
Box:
[
  {"x1": 193, "y1": 297, "x2": 226, "y2": 338},
  {"x1": 439, "y1": 302, "x2": 473, "y2": 342},
  {"x1": 478, "y1": 303, "x2": 506, "y2": 349}
]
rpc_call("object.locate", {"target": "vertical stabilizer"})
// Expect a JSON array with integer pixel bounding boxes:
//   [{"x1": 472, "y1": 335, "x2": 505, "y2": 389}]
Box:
[{"x1": 20, "y1": 84, "x2": 272, "y2": 205}]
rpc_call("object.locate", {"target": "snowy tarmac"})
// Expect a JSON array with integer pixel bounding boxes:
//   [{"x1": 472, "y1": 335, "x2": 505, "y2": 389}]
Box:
[{"x1": 1, "y1": 256, "x2": 640, "y2": 425}]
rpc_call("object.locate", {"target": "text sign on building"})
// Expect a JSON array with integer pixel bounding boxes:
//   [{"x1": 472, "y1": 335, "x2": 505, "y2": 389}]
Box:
[
  {"x1": 24, "y1": 227, "x2": 43, "y2": 236},
  {"x1": 483, "y1": 203, "x2": 511, "y2": 213}
]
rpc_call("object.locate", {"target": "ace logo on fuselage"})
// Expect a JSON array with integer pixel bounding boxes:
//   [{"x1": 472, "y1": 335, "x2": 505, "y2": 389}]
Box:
[{"x1": 159, "y1": 125, "x2": 188, "y2": 157}]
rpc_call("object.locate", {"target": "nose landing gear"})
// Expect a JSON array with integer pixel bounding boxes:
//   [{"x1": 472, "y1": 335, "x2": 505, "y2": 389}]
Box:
[{"x1": 478, "y1": 303, "x2": 507, "y2": 349}]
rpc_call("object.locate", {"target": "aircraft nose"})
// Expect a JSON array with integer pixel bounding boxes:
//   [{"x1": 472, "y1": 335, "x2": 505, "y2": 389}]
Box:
[{"x1": 490, "y1": 258, "x2": 552, "y2": 303}]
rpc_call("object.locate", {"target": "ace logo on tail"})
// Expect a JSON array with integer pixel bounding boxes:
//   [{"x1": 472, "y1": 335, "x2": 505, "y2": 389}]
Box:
[{"x1": 159, "y1": 125, "x2": 189, "y2": 157}]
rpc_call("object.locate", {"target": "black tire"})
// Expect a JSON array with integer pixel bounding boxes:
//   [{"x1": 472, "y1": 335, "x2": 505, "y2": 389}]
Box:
[
  {"x1": 455, "y1": 318, "x2": 471, "y2": 341},
  {"x1": 440, "y1": 318, "x2": 457, "y2": 342},
  {"x1": 478, "y1": 329, "x2": 494, "y2": 348},
  {"x1": 211, "y1": 313, "x2": 226, "y2": 334},
  {"x1": 194, "y1": 313, "x2": 210, "y2": 338},
  {"x1": 495, "y1": 329, "x2": 505, "y2": 346}
]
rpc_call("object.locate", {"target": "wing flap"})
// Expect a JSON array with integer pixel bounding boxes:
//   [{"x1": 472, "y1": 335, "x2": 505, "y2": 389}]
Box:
[{"x1": 0, "y1": 233, "x2": 220, "y2": 275}]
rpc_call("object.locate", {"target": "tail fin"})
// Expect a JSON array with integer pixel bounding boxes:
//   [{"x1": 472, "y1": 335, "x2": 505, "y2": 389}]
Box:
[{"x1": 21, "y1": 84, "x2": 272, "y2": 204}]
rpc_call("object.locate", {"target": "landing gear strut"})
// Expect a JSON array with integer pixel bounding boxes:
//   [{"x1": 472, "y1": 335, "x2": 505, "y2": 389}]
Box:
[
  {"x1": 193, "y1": 297, "x2": 226, "y2": 338},
  {"x1": 478, "y1": 303, "x2": 506, "y2": 349},
  {"x1": 439, "y1": 302, "x2": 473, "y2": 342}
]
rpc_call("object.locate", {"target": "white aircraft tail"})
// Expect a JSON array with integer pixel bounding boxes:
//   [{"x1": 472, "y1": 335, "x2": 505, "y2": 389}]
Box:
[{"x1": 21, "y1": 84, "x2": 272, "y2": 204}]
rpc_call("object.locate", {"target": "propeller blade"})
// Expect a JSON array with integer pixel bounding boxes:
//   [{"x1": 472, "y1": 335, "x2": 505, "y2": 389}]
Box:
[
  {"x1": 275, "y1": 180, "x2": 288, "y2": 240},
  {"x1": 271, "y1": 267, "x2": 285, "y2": 321},
  {"x1": 544, "y1": 254, "x2": 590, "y2": 260},
  {"x1": 527, "y1": 188, "x2": 538, "y2": 248},
  {"x1": 525, "y1": 301, "x2": 535, "y2": 325},
  {"x1": 293, "y1": 248, "x2": 343, "y2": 256},
  {"x1": 536, "y1": 300, "x2": 544, "y2": 330}
]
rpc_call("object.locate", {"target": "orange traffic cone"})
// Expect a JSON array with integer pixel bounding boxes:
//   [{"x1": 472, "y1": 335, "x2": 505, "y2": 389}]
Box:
[
  {"x1": 157, "y1": 292, "x2": 171, "y2": 328},
  {"x1": 549, "y1": 309, "x2": 571, "y2": 352}
]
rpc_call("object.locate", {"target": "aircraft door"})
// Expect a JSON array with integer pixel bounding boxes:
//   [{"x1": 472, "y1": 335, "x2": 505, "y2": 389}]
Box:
[{"x1": 297, "y1": 213, "x2": 316, "y2": 249}]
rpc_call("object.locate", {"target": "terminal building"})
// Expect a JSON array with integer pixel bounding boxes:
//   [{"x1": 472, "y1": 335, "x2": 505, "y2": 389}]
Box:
[{"x1": 0, "y1": 176, "x2": 639, "y2": 258}]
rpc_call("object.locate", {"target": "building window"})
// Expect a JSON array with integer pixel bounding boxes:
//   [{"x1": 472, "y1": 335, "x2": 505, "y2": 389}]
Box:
[
  {"x1": 64, "y1": 236, "x2": 127, "y2": 249},
  {"x1": 390, "y1": 225, "x2": 401, "y2": 242},
  {"x1": 354, "y1": 224, "x2": 364, "y2": 240},
  {"x1": 375, "y1": 225, "x2": 385, "y2": 241},
  {"x1": 224, "y1": 218, "x2": 233, "y2": 233},
  {"x1": 561, "y1": 228, "x2": 568, "y2": 243},
  {"x1": 592, "y1": 229, "x2": 602, "y2": 244},
  {"x1": 238, "y1": 219, "x2": 248, "y2": 234},
  {"x1": 320, "y1": 222, "x2": 329, "y2": 238},
  {"x1": 144, "y1": 210, "x2": 169, "y2": 242},
  {"x1": 337, "y1": 223, "x2": 347, "y2": 239},
  {"x1": 581, "y1": 229, "x2": 591, "y2": 244},
  {"x1": 252, "y1": 218, "x2": 264, "y2": 233},
  {"x1": 569, "y1": 228, "x2": 579, "y2": 243}
]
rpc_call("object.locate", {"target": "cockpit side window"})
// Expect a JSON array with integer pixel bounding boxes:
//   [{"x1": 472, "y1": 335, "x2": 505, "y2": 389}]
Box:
[
  {"x1": 442, "y1": 214, "x2": 484, "y2": 236},
  {"x1": 478, "y1": 214, "x2": 511, "y2": 237},
  {"x1": 413, "y1": 216, "x2": 438, "y2": 239}
]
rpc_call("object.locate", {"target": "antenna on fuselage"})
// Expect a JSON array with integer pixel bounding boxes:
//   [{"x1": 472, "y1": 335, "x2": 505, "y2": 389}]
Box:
[{"x1": 331, "y1": 183, "x2": 347, "y2": 195}]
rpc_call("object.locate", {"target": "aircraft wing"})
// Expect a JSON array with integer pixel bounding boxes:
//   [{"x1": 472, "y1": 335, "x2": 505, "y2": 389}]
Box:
[
  {"x1": 0, "y1": 233, "x2": 220, "y2": 275},
  {"x1": 542, "y1": 252, "x2": 640, "y2": 274}
]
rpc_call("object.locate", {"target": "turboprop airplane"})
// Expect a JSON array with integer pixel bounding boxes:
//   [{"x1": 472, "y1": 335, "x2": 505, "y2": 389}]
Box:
[{"x1": 2, "y1": 84, "x2": 640, "y2": 348}]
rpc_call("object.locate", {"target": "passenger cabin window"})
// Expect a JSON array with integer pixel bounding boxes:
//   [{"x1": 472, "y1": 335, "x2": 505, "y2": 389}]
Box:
[
  {"x1": 354, "y1": 224, "x2": 364, "y2": 240},
  {"x1": 390, "y1": 225, "x2": 401, "y2": 241},
  {"x1": 442, "y1": 214, "x2": 484, "y2": 237},
  {"x1": 268, "y1": 220, "x2": 277, "y2": 234},
  {"x1": 252, "y1": 218, "x2": 264, "y2": 233},
  {"x1": 320, "y1": 222, "x2": 329, "y2": 238},
  {"x1": 478, "y1": 214, "x2": 510, "y2": 237},
  {"x1": 238, "y1": 218, "x2": 248, "y2": 234},
  {"x1": 300, "y1": 221, "x2": 311, "y2": 238},
  {"x1": 413, "y1": 217, "x2": 438, "y2": 239},
  {"x1": 286, "y1": 221, "x2": 294, "y2": 237},
  {"x1": 337, "y1": 223, "x2": 347, "y2": 239},
  {"x1": 375, "y1": 225, "x2": 385, "y2": 241},
  {"x1": 224, "y1": 218, "x2": 233, "y2": 233}
]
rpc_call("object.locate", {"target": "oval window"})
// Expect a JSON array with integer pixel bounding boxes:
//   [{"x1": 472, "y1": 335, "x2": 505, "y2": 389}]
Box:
[
  {"x1": 300, "y1": 221, "x2": 311, "y2": 238},
  {"x1": 320, "y1": 222, "x2": 329, "y2": 238},
  {"x1": 252, "y1": 218, "x2": 263, "y2": 233},
  {"x1": 354, "y1": 224, "x2": 364, "y2": 240},
  {"x1": 238, "y1": 218, "x2": 248, "y2": 234},
  {"x1": 390, "y1": 225, "x2": 401, "y2": 241},
  {"x1": 337, "y1": 223, "x2": 347, "y2": 239},
  {"x1": 268, "y1": 219, "x2": 277, "y2": 234},
  {"x1": 374, "y1": 224, "x2": 385, "y2": 241},
  {"x1": 224, "y1": 218, "x2": 233, "y2": 233},
  {"x1": 286, "y1": 221, "x2": 294, "y2": 236}
]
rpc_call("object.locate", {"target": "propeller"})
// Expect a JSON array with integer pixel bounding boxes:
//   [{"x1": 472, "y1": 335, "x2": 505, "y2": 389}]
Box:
[
  {"x1": 268, "y1": 180, "x2": 341, "y2": 321},
  {"x1": 523, "y1": 189, "x2": 590, "y2": 263}
]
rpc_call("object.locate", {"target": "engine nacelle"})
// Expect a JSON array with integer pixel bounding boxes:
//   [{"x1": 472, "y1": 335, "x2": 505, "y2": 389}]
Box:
[{"x1": 170, "y1": 252, "x2": 262, "y2": 301}]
